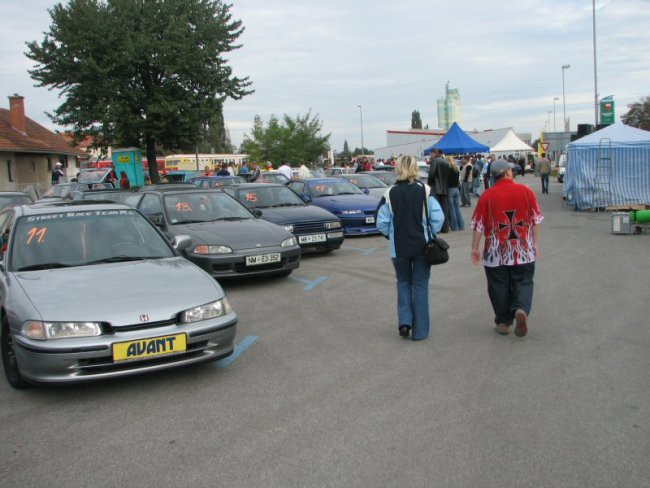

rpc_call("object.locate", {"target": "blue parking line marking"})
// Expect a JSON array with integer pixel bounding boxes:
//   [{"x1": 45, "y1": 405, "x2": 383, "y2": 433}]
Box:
[
  {"x1": 345, "y1": 246, "x2": 377, "y2": 256},
  {"x1": 290, "y1": 275, "x2": 328, "y2": 291},
  {"x1": 217, "y1": 335, "x2": 257, "y2": 368}
]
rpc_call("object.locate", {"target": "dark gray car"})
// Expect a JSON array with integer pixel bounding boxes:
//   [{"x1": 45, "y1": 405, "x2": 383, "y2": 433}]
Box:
[
  {"x1": 0, "y1": 202, "x2": 238, "y2": 389},
  {"x1": 127, "y1": 189, "x2": 301, "y2": 278}
]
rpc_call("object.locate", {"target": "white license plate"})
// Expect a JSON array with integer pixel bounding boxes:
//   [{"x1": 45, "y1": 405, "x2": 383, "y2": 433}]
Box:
[
  {"x1": 298, "y1": 234, "x2": 326, "y2": 244},
  {"x1": 365, "y1": 216, "x2": 375, "y2": 224},
  {"x1": 246, "y1": 253, "x2": 281, "y2": 266}
]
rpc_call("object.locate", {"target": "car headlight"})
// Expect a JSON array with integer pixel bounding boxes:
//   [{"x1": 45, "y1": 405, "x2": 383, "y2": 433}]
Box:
[
  {"x1": 340, "y1": 210, "x2": 362, "y2": 215},
  {"x1": 180, "y1": 298, "x2": 233, "y2": 324},
  {"x1": 281, "y1": 236, "x2": 298, "y2": 247},
  {"x1": 193, "y1": 245, "x2": 233, "y2": 255},
  {"x1": 324, "y1": 221, "x2": 341, "y2": 229},
  {"x1": 283, "y1": 224, "x2": 294, "y2": 232},
  {"x1": 21, "y1": 320, "x2": 102, "y2": 340}
]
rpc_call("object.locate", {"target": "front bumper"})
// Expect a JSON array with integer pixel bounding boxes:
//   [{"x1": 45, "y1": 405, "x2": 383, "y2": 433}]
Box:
[
  {"x1": 339, "y1": 215, "x2": 380, "y2": 236},
  {"x1": 296, "y1": 231, "x2": 344, "y2": 252},
  {"x1": 13, "y1": 314, "x2": 237, "y2": 384},
  {"x1": 187, "y1": 245, "x2": 301, "y2": 278}
]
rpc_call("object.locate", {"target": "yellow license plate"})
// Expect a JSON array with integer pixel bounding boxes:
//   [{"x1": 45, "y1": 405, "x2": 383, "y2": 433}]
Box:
[{"x1": 112, "y1": 333, "x2": 187, "y2": 362}]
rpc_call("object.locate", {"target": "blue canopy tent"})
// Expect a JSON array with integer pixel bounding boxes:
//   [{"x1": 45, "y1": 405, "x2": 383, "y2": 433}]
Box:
[
  {"x1": 423, "y1": 122, "x2": 489, "y2": 155},
  {"x1": 564, "y1": 123, "x2": 650, "y2": 210}
]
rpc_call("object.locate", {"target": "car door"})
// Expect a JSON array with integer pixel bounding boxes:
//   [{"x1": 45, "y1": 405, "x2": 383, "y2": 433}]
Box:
[{"x1": 0, "y1": 210, "x2": 14, "y2": 306}]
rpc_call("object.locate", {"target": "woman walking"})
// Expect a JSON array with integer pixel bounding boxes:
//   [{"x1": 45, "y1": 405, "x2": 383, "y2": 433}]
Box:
[
  {"x1": 446, "y1": 156, "x2": 464, "y2": 231},
  {"x1": 377, "y1": 155, "x2": 445, "y2": 341}
]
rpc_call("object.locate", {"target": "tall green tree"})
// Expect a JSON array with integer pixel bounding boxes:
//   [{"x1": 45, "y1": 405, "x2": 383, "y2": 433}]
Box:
[
  {"x1": 340, "y1": 140, "x2": 352, "y2": 161},
  {"x1": 621, "y1": 96, "x2": 650, "y2": 131},
  {"x1": 240, "y1": 111, "x2": 330, "y2": 164},
  {"x1": 411, "y1": 110, "x2": 423, "y2": 129},
  {"x1": 26, "y1": 0, "x2": 252, "y2": 182}
]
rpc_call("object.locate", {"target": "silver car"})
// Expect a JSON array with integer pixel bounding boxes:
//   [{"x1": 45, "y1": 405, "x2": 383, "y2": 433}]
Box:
[{"x1": 0, "y1": 202, "x2": 237, "y2": 389}]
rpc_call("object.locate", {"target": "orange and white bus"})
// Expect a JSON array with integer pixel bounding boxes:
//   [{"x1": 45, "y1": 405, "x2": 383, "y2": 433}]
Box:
[{"x1": 164, "y1": 154, "x2": 248, "y2": 172}]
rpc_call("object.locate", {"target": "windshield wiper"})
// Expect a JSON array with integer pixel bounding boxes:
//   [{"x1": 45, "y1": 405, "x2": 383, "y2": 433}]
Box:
[
  {"x1": 336, "y1": 192, "x2": 358, "y2": 195},
  {"x1": 271, "y1": 203, "x2": 301, "y2": 207},
  {"x1": 16, "y1": 262, "x2": 72, "y2": 271},
  {"x1": 85, "y1": 256, "x2": 150, "y2": 265},
  {"x1": 213, "y1": 216, "x2": 250, "y2": 221},
  {"x1": 174, "y1": 219, "x2": 208, "y2": 224}
]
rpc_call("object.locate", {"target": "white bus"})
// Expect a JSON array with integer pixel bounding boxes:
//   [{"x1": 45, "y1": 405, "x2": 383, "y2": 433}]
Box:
[{"x1": 164, "y1": 154, "x2": 248, "y2": 172}]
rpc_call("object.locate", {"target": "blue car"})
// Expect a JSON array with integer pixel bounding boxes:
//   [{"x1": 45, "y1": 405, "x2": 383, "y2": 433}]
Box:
[
  {"x1": 189, "y1": 175, "x2": 245, "y2": 189},
  {"x1": 288, "y1": 178, "x2": 381, "y2": 236},
  {"x1": 223, "y1": 183, "x2": 344, "y2": 253}
]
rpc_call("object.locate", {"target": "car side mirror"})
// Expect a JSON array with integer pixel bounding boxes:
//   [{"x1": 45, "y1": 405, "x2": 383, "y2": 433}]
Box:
[
  {"x1": 301, "y1": 194, "x2": 312, "y2": 203},
  {"x1": 251, "y1": 209, "x2": 263, "y2": 218},
  {"x1": 148, "y1": 213, "x2": 165, "y2": 227},
  {"x1": 362, "y1": 188, "x2": 370, "y2": 195},
  {"x1": 172, "y1": 235, "x2": 192, "y2": 252}
]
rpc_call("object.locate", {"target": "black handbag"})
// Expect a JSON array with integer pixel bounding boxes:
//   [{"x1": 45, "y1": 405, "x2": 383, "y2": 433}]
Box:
[{"x1": 421, "y1": 183, "x2": 449, "y2": 265}]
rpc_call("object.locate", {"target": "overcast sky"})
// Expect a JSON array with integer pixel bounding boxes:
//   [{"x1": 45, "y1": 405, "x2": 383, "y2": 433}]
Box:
[{"x1": 2, "y1": 0, "x2": 649, "y2": 153}]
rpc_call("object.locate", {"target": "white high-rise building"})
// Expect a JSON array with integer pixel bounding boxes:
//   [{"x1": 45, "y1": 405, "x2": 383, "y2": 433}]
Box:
[{"x1": 437, "y1": 82, "x2": 461, "y2": 130}]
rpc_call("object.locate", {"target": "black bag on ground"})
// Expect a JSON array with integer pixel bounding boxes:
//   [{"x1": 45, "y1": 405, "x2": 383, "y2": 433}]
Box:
[{"x1": 420, "y1": 182, "x2": 450, "y2": 265}]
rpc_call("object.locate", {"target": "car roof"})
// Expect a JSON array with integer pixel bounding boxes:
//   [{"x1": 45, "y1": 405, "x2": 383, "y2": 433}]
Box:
[
  {"x1": 140, "y1": 189, "x2": 220, "y2": 196},
  {"x1": 15, "y1": 201, "x2": 132, "y2": 216},
  {"x1": 228, "y1": 183, "x2": 285, "y2": 190},
  {"x1": 140, "y1": 183, "x2": 198, "y2": 191},
  {"x1": 0, "y1": 191, "x2": 31, "y2": 197}
]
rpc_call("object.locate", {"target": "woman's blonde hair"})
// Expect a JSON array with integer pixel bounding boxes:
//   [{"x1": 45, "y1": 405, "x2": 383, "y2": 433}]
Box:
[
  {"x1": 446, "y1": 155, "x2": 459, "y2": 172},
  {"x1": 395, "y1": 155, "x2": 420, "y2": 182}
]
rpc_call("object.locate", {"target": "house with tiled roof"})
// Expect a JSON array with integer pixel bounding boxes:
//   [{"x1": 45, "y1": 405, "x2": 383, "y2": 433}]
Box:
[{"x1": 0, "y1": 94, "x2": 86, "y2": 192}]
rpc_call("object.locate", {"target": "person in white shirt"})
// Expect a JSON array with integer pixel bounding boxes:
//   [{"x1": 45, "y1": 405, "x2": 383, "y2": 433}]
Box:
[
  {"x1": 297, "y1": 161, "x2": 310, "y2": 180},
  {"x1": 277, "y1": 160, "x2": 292, "y2": 180}
]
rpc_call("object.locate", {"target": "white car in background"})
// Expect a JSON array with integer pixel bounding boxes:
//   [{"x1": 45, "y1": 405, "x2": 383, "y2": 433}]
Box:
[{"x1": 557, "y1": 154, "x2": 567, "y2": 183}]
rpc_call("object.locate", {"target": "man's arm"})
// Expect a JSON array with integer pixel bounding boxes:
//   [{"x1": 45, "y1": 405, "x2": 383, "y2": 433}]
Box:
[
  {"x1": 471, "y1": 230, "x2": 482, "y2": 265},
  {"x1": 427, "y1": 160, "x2": 437, "y2": 187}
]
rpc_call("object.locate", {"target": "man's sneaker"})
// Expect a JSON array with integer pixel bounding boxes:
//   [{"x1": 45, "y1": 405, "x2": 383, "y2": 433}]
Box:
[
  {"x1": 514, "y1": 310, "x2": 528, "y2": 337},
  {"x1": 494, "y1": 323, "x2": 511, "y2": 335}
]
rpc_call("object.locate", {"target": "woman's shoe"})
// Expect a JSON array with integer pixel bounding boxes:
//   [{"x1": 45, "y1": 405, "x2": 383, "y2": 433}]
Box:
[{"x1": 399, "y1": 325, "x2": 411, "y2": 338}]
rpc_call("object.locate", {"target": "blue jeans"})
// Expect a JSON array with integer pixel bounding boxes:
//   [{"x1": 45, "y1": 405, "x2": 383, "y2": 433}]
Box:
[
  {"x1": 447, "y1": 187, "x2": 464, "y2": 230},
  {"x1": 460, "y1": 181, "x2": 471, "y2": 206},
  {"x1": 484, "y1": 263, "x2": 535, "y2": 325},
  {"x1": 391, "y1": 256, "x2": 431, "y2": 340},
  {"x1": 540, "y1": 173, "x2": 549, "y2": 193}
]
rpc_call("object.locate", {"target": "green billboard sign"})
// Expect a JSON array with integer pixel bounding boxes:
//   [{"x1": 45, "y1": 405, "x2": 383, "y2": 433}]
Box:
[{"x1": 600, "y1": 98, "x2": 615, "y2": 125}]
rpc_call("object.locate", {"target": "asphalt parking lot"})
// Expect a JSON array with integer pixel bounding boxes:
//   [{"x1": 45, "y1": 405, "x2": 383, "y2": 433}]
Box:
[{"x1": 1, "y1": 177, "x2": 648, "y2": 488}]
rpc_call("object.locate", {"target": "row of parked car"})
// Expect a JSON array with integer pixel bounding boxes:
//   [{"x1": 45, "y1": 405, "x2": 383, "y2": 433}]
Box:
[{"x1": 0, "y1": 169, "x2": 396, "y2": 389}]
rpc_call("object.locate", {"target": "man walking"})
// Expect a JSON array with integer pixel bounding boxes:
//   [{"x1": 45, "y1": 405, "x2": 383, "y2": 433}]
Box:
[
  {"x1": 459, "y1": 157, "x2": 473, "y2": 207},
  {"x1": 427, "y1": 149, "x2": 450, "y2": 233},
  {"x1": 537, "y1": 153, "x2": 551, "y2": 194},
  {"x1": 470, "y1": 159, "x2": 544, "y2": 337}
]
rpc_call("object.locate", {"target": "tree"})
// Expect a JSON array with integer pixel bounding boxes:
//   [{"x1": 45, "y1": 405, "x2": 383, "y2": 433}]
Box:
[
  {"x1": 340, "y1": 140, "x2": 352, "y2": 161},
  {"x1": 411, "y1": 110, "x2": 423, "y2": 129},
  {"x1": 353, "y1": 147, "x2": 373, "y2": 156},
  {"x1": 26, "y1": 0, "x2": 252, "y2": 182},
  {"x1": 621, "y1": 96, "x2": 650, "y2": 131},
  {"x1": 240, "y1": 111, "x2": 330, "y2": 164}
]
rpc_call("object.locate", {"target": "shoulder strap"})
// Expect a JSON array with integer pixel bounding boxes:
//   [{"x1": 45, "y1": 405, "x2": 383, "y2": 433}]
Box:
[{"x1": 418, "y1": 181, "x2": 435, "y2": 239}]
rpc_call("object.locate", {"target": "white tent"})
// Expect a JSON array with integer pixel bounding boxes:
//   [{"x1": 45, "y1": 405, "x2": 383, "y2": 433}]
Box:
[{"x1": 490, "y1": 130, "x2": 534, "y2": 153}]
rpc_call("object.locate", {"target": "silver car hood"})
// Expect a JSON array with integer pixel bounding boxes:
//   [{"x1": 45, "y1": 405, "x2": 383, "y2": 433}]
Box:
[{"x1": 14, "y1": 258, "x2": 223, "y2": 326}]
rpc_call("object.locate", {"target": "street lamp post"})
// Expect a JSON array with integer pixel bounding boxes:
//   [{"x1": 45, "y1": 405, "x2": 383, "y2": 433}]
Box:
[
  {"x1": 562, "y1": 64, "x2": 570, "y2": 131},
  {"x1": 592, "y1": 0, "x2": 599, "y2": 126},
  {"x1": 553, "y1": 97, "x2": 559, "y2": 132},
  {"x1": 357, "y1": 104, "x2": 364, "y2": 156}
]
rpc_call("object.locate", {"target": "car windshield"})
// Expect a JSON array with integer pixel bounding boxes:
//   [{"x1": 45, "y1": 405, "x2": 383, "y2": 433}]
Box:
[
  {"x1": 42, "y1": 184, "x2": 75, "y2": 198},
  {"x1": 308, "y1": 180, "x2": 363, "y2": 197},
  {"x1": 237, "y1": 186, "x2": 305, "y2": 209},
  {"x1": 78, "y1": 169, "x2": 109, "y2": 183},
  {"x1": 343, "y1": 174, "x2": 387, "y2": 189},
  {"x1": 82, "y1": 191, "x2": 131, "y2": 203},
  {"x1": 164, "y1": 192, "x2": 252, "y2": 224},
  {"x1": 370, "y1": 172, "x2": 396, "y2": 185},
  {"x1": 259, "y1": 173, "x2": 289, "y2": 184},
  {"x1": 0, "y1": 195, "x2": 33, "y2": 211},
  {"x1": 10, "y1": 209, "x2": 174, "y2": 271}
]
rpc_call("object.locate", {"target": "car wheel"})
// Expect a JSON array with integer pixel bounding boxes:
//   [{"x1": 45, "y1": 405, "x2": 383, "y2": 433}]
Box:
[{"x1": 1, "y1": 317, "x2": 30, "y2": 389}]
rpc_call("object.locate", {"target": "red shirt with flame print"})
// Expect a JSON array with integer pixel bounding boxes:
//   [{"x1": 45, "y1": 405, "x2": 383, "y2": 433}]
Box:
[{"x1": 471, "y1": 179, "x2": 543, "y2": 267}]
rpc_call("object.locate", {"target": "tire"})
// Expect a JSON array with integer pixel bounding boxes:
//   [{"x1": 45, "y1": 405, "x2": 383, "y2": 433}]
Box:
[{"x1": 1, "y1": 316, "x2": 30, "y2": 390}]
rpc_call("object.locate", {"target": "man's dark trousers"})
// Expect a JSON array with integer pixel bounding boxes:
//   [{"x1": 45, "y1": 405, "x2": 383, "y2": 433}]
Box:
[{"x1": 484, "y1": 263, "x2": 535, "y2": 325}]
